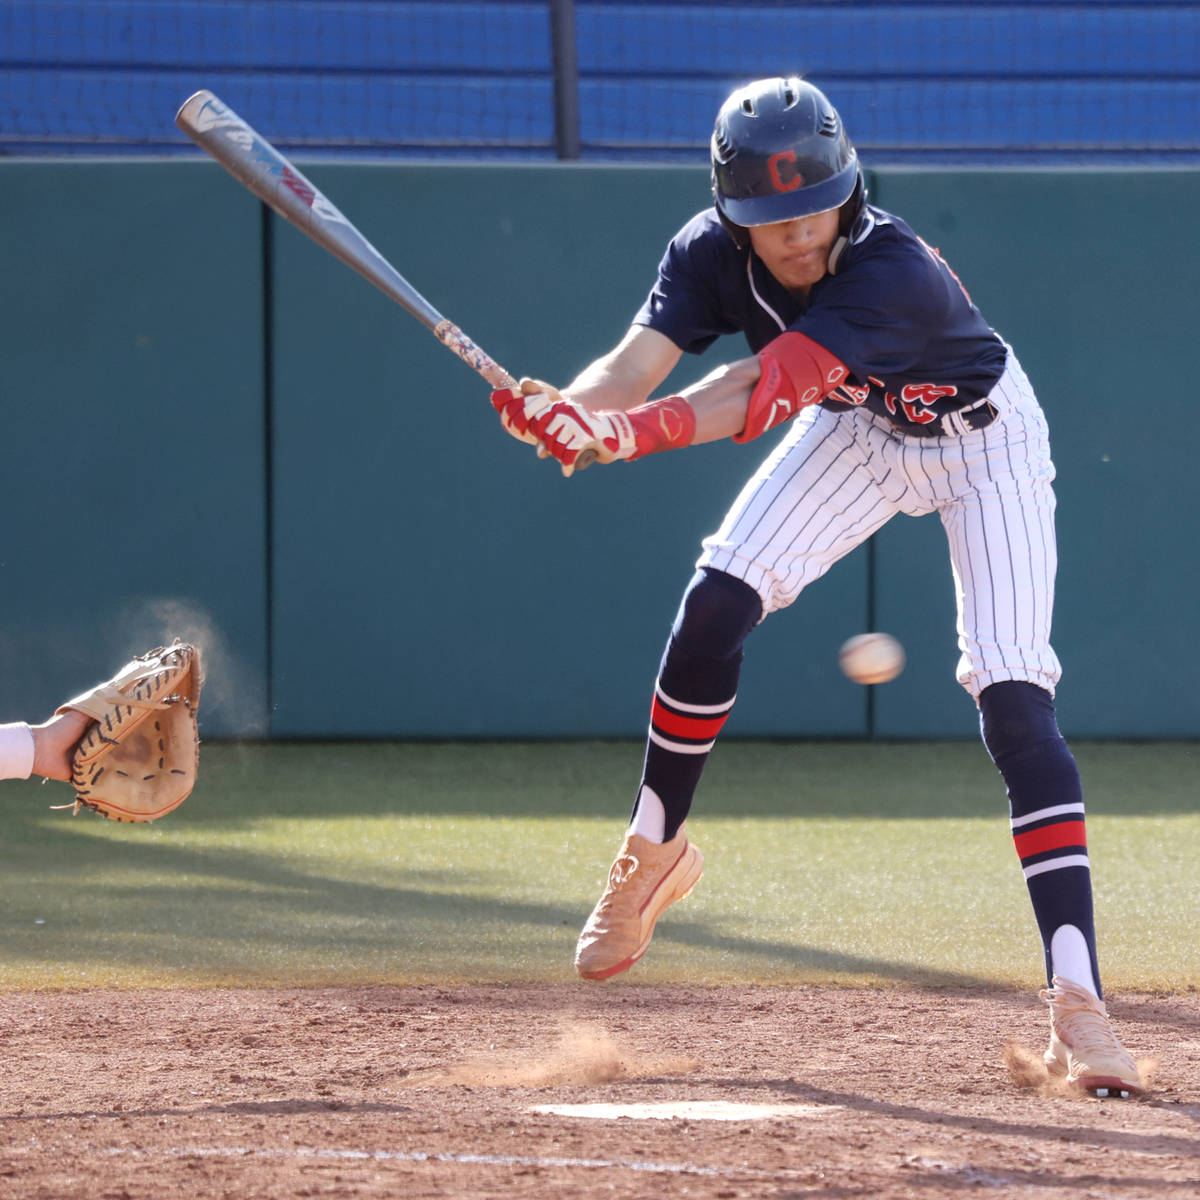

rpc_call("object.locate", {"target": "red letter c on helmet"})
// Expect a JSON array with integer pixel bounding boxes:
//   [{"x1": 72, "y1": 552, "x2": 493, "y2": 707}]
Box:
[{"x1": 767, "y1": 150, "x2": 804, "y2": 193}]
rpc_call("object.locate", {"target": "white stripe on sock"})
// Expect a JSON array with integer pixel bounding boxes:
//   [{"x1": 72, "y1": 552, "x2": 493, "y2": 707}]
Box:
[
  {"x1": 1010, "y1": 802, "x2": 1086, "y2": 830},
  {"x1": 655, "y1": 684, "x2": 735, "y2": 716},
  {"x1": 1023, "y1": 853, "x2": 1090, "y2": 880},
  {"x1": 647, "y1": 727, "x2": 715, "y2": 755}
]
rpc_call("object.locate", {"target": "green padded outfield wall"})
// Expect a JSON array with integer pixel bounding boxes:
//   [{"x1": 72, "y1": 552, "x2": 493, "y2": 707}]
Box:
[
  {"x1": 0, "y1": 162, "x2": 269, "y2": 739},
  {"x1": 265, "y1": 164, "x2": 867, "y2": 740},
  {"x1": 868, "y1": 170, "x2": 1200, "y2": 738},
  {"x1": 1, "y1": 162, "x2": 1195, "y2": 740}
]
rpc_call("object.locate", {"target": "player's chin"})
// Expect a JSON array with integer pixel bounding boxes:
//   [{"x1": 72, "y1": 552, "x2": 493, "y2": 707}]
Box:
[{"x1": 777, "y1": 259, "x2": 827, "y2": 290}]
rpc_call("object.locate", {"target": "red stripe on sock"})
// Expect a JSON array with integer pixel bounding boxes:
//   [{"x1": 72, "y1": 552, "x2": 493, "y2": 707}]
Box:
[
  {"x1": 1013, "y1": 820, "x2": 1088, "y2": 860},
  {"x1": 650, "y1": 696, "x2": 730, "y2": 741}
]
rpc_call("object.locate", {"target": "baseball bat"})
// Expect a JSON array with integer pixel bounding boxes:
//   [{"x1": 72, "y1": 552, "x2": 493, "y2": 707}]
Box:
[{"x1": 175, "y1": 90, "x2": 597, "y2": 469}]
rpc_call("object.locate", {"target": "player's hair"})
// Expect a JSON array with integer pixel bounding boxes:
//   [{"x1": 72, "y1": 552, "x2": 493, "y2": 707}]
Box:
[{"x1": 711, "y1": 77, "x2": 865, "y2": 252}]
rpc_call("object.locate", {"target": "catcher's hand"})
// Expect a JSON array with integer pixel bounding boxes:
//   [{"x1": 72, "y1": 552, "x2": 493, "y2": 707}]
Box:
[{"x1": 53, "y1": 642, "x2": 203, "y2": 822}]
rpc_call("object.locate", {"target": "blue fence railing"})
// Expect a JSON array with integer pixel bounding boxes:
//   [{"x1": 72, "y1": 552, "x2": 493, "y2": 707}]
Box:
[{"x1": 2, "y1": 1, "x2": 1198, "y2": 164}]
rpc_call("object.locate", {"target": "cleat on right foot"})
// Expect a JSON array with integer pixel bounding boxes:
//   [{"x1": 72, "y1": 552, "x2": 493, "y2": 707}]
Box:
[{"x1": 1041, "y1": 975, "x2": 1143, "y2": 1098}]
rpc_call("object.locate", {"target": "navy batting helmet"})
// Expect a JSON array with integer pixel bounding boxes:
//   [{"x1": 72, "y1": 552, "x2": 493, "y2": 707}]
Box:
[{"x1": 711, "y1": 77, "x2": 863, "y2": 243}]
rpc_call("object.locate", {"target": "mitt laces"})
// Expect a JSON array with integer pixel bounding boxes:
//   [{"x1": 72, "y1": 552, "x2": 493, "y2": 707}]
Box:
[{"x1": 92, "y1": 679, "x2": 176, "y2": 710}]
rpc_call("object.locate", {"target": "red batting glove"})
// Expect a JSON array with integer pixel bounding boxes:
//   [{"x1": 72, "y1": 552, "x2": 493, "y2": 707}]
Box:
[
  {"x1": 530, "y1": 396, "x2": 696, "y2": 478},
  {"x1": 529, "y1": 401, "x2": 630, "y2": 477},
  {"x1": 491, "y1": 378, "x2": 561, "y2": 446}
]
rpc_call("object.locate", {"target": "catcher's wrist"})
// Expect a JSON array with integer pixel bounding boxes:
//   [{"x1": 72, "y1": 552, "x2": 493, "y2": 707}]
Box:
[
  {"x1": 0, "y1": 722, "x2": 35, "y2": 781},
  {"x1": 623, "y1": 396, "x2": 697, "y2": 458}
]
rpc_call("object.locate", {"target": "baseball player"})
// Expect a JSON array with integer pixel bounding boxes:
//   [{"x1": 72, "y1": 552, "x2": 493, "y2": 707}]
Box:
[{"x1": 494, "y1": 77, "x2": 1142, "y2": 1098}]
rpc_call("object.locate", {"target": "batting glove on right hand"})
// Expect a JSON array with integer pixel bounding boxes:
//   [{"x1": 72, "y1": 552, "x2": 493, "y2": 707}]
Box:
[{"x1": 528, "y1": 400, "x2": 638, "y2": 477}]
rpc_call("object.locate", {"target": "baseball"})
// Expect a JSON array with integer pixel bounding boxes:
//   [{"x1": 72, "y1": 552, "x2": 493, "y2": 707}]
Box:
[{"x1": 839, "y1": 632, "x2": 905, "y2": 685}]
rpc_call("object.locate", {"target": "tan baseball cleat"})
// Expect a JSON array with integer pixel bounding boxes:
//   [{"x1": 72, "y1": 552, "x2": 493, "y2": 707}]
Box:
[
  {"x1": 574, "y1": 829, "x2": 704, "y2": 981},
  {"x1": 1041, "y1": 975, "x2": 1143, "y2": 1098}
]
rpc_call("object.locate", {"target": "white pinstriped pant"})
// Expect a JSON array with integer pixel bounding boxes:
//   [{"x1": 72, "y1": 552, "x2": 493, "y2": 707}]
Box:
[{"x1": 697, "y1": 349, "x2": 1062, "y2": 699}]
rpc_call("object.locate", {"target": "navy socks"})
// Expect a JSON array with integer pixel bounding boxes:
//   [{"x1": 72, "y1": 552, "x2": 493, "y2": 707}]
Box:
[
  {"x1": 980, "y1": 680, "x2": 1101, "y2": 995},
  {"x1": 634, "y1": 568, "x2": 762, "y2": 841},
  {"x1": 631, "y1": 584, "x2": 1102, "y2": 998}
]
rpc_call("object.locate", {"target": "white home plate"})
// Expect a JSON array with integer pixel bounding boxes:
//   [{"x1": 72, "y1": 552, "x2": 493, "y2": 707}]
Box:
[{"x1": 530, "y1": 1101, "x2": 835, "y2": 1121}]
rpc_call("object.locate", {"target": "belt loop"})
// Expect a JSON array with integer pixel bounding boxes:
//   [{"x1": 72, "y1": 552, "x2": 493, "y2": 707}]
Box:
[{"x1": 941, "y1": 409, "x2": 969, "y2": 438}]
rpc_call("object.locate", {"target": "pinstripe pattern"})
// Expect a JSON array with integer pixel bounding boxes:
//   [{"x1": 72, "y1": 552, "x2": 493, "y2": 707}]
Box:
[{"x1": 697, "y1": 348, "x2": 1062, "y2": 698}]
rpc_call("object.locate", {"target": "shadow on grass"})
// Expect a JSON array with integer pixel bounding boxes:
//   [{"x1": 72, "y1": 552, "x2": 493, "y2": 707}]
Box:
[
  {"x1": 1, "y1": 814, "x2": 1011, "y2": 990},
  {"x1": 0, "y1": 819, "x2": 580, "y2": 968},
  {"x1": 2, "y1": 739, "x2": 1194, "y2": 987},
  {"x1": 7, "y1": 734, "x2": 1190, "y2": 830},
  {"x1": 19, "y1": 738, "x2": 1190, "y2": 822},
  {"x1": 657, "y1": 917, "x2": 1000, "y2": 991}
]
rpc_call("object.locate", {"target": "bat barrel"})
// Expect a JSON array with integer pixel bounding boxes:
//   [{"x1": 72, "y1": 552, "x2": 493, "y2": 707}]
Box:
[
  {"x1": 175, "y1": 90, "x2": 445, "y2": 332},
  {"x1": 175, "y1": 90, "x2": 535, "y2": 435}
]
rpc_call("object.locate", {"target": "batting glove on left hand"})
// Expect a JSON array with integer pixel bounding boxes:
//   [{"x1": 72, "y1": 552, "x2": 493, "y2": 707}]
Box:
[{"x1": 490, "y1": 377, "x2": 561, "y2": 446}]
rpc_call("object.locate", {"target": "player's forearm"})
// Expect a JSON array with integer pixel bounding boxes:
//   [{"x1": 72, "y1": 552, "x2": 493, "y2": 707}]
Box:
[
  {"x1": 563, "y1": 326, "x2": 683, "y2": 413},
  {"x1": 687, "y1": 333, "x2": 851, "y2": 447},
  {"x1": 569, "y1": 355, "x2": 757, "y2": 443},
  {"x1": 566, "y1": 354, "x2": 762, "y2": 450},
  {"x1": 673, "y1": 357, "x2": 758, "y2": 444},
  {"x1": 491, "y1": 332, "x2": 840, "y2": 476},
  {"x1": 565, "y1": 358, "x2": 658, "y2": 412}
]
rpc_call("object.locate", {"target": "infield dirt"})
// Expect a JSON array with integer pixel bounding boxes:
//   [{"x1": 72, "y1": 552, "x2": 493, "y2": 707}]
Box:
[{"x1": 1, "y1": 983, "x2": 1197, "y2": 1198}]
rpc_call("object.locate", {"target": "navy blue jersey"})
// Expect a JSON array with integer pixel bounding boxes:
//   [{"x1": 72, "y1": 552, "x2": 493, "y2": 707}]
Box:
[{"x1": 634, "y1": 205, "x2": 1008, "y2": 435}]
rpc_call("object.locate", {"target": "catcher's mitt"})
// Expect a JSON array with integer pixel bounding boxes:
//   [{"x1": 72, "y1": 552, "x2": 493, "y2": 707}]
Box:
[{"x1": 54, "y1": 642, "x2": 202, "y2": 822}]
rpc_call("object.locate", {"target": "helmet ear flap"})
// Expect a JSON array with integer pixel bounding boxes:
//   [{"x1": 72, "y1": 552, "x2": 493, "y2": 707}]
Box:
[
  {"x1": 718, "y1": 209, "x2": 750, "y2": 249},
  {"x1": 712, "y1": 168, "x2": 749, "y2": 248},
  {"x1": 828, "y1": 169, "x2": 867, "y2": 275},
  {"x1": 838, "y1": 168, "x2": 866, "y2": 236}
]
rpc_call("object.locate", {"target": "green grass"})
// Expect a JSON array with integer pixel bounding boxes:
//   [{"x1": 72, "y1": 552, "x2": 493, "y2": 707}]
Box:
[{"x1": 2, "y1": 740, "x2": 1197, "y2": 992}]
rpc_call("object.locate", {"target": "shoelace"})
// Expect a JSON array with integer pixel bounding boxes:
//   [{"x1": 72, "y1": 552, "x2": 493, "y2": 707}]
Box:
[
  {"x1": 1042, "y1": 984, "x2": 1131, "y2": 1062},
  {"x1": 594, "y1": 855, "x2": 640, "y2": 914}
]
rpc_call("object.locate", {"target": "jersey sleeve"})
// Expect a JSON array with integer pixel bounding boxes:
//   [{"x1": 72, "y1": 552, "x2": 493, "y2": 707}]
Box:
[{"x1": 633, "y1": 211, "x2": 745, "y2": 355}]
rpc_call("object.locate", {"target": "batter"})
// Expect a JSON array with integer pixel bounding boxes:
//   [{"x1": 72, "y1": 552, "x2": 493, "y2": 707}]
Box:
[{"x1": 493, "y1": 77, "x2": 1141, "y2": 1097}]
